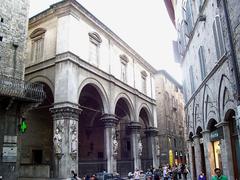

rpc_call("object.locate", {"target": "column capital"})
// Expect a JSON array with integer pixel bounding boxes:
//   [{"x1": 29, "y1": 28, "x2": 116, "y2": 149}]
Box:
[
  {"x1": 100, "y1": 113, "x2": 119, "y2": 127},
  {"x1": 215, "y1": 121, "x2": 228, "y2": 128},
  {"x1": 128, "y1": 121, "x2": 141, "y2": 133},
  {"x1": 50, "y1": 105, "x2": 82, "y2": 121},
  {"x1": 145, "y1": 127, "x2": 158, "y2": 136}
]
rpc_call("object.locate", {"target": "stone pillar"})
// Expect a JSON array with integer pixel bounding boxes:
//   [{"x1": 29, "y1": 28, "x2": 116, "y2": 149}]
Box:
[
  {"x1": 187, "y1": 140, "x2": 195, "y2": 180},
  {"x1": 202, "y1": 130, "x2": 214, "y2": 179},
  {"x1": 128, "y1": 121, "x2": 142, "y2": 170},
  {"x1": 50, "y1": 104, "x2": 82, "y2": 179},
  {"x1": 192, "y1": 135, "x2": 201, "y2": 179},
  {"x1": 145, "y1": 127, "x2": 159, "y2": 169},
  {"x1": 216, "y1": 122, "x2": 234, "y2": 179},
  {"x1": 100, "y1": 114, "x2": 119, "y2": 174}
]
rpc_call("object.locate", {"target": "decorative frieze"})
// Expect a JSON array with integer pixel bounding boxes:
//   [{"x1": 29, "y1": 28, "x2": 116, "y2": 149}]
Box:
[{"x1": 50, "y1": 106, "x2": 82, "y2": 121}]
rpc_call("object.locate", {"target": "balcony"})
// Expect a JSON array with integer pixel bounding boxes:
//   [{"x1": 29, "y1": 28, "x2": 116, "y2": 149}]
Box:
[{"x1": 0, "y1": 74, "x2": 45, "y2": 102}]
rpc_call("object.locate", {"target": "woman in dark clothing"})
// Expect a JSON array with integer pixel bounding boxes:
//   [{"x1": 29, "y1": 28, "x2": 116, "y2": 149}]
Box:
[{"x1": 198, "y1": 171, "x2": 206, "y2": 180}]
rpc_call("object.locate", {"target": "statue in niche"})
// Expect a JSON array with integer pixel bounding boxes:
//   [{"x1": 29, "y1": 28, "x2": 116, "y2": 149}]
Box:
[
  {"x1": 156, "y1": 139, "x2": 160, "y2": 156},
  {"x1": 138, "y1": 139, "x2": 143, "y2": 157},
  {"x1": 70, "y1": 121, "x2": 78, "y2": 154},
  {"x1": 112, "y1": 135, "x2": 118, "y2": 155},
  {"x1": 53, "y1": 127, "x2": 62, "y2": 154}
]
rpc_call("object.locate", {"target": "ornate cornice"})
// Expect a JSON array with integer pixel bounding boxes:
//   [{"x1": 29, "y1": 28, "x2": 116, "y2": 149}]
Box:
[
  {"x1": 100, "y1": 114, "x2": 119, "y2": 127},
  {"x1": 50, "y1": 106, "x2": 82, "y2": 121}
]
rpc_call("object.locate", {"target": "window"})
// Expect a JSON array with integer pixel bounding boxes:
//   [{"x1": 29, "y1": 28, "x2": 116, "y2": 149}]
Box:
[
  {"x1": 141, "y1": 71, "x2": 147, "y2": 94},
  {"x1": 189, "y1": 66, "x2": 195, "y2": 93},
  {"x1": 184, "y1": 0, "x2": 193, "y2": 35},
  {"x1": 213, "y1": 16, "x2": 225, "y2": 60},
  {"x1": 32, "y1": 149, "x2": 42, "y2": 164},
  {"x1": 198, "y1": 46, "x2": 206, "y2": 80},
  {"x1": 198, "y1": 0, "x2": 205, "y2": 12},
  {"x1": 0, "y1": 18, "x2": 3, "y2": 23},
  {"x1": 30, "y1": 28, "x2": 46, "y2": 62},
  {"x1": 0, "y1": 36, "x2": 2, "y2": 41},
  {"x1": 88, "y1": 32, "x2": 102, "y2": 66},
  {"x1": 120, "y1": 54, "x2": 129, "y2": 83}
]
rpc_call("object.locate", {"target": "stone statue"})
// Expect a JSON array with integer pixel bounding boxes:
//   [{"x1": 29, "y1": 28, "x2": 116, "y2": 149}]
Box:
[
  {"x1": 71, "y1": 131, "x2": 78, "y2": 153},
  {"x1": 53, "y1": 127, "x2": 62, "y2": 154},
  {"x1": 70, "y1": 121, "x2": 78, "y2": 154},
  {"x1": 138, "y1": 139, "x2": 143, "y2": 157},
  {"x1": 156, "y1": 139, "x2": 160, "y2": 156},
  {"x1": 112, "y1": 135, "x2": 118, "y2": 155}
]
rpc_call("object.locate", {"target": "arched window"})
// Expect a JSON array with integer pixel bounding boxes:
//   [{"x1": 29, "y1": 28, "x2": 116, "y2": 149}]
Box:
[
  {"x1": 213, "y1": 16, "x2": 225, "y2": 60},
  {"x1": 30, "y1": 28, "x2": 46, "y2": 62},
  {"x1": 88, "y1": 32, "x2": 102, "y2": 66}
]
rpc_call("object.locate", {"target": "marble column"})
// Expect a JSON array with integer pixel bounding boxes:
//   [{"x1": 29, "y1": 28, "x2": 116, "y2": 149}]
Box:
[
  {"x1": 128, "y1": 121, "x2": 142, "y2": 170},
  {"x1": 145, "y1": 127, "x2": 159, "y2": 169},
  {"x1": 201, "y1": 130, "x2": 214, "y2": 179},
  {"x1": 216, "y1": 122, "x2": 234, "y2": 179},
  {"x1": 100, "y1": 114, "x2": 119, "y2": 174},
  {"x1": 192, "y1": 135, "x2": 201, "y2": 179},
  {"x1": 50, "y1": 104, "x2": 82, "y2": 179}
]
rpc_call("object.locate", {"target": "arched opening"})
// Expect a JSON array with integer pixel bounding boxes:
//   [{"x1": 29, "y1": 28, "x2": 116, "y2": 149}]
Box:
[
  {"x1": 78, "y1": 84, "x2": 105, "y2": 176},
  {"x1": 115, "y1": 98, "x2": 133, "y2": 176},
  {"x1": 196, "y1": 127, "x2": 206, "y2": 175},
  {"x1": 207, "y1": 119, "x2": 223, "y2": 171},
  {"x1": 225, "y1": 110, "x2": 240, "y2": 179},
  {"x1": 189, "y1": 132, "x2": 197, "y2": 180},
  {"x1": 20, "y1": 82, "x2": 54, "y2": 178},
  {"x1": 139, "y1": 107, "x2": 152, "y2": 171}
]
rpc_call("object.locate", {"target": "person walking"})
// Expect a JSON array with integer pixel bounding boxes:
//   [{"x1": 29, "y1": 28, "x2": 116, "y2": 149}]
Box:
[
  {"x1": 198, "y1": 171, "x2": 206, "y2": 180},
  {"x1": 211, "y1": 168, "x2": 228, "y2": 180}
]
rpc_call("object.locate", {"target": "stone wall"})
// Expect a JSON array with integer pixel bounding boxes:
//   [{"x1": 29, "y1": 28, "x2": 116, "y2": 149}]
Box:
[{"x1": 0, "y1": 0, "x2": 29, "y2": 80}]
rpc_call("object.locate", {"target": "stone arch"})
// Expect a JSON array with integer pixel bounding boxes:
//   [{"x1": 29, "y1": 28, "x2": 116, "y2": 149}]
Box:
[
  {"x1": 218, "y1": 75, "x2": 236, "y2": 121},
  {"x1": 137, "y1": 103, "x2": 153, "y2": 128},
  {"x1": 113, "y1": 92, "x2": 135, "y2": 121},
  {"x1": 189, "y1": 132, "x2": 194, "y2": 141},
  {"x1": 78, "y1": 78, "x2": 109, "y2": 113},
  {"x1": 206, "y1": 118, "x2": 218, "y2": 131},
  {"x1": 28, "y1": 75, "x2": 54, "y2": 94},
  {"x1": 195, "y1": 126, "x2": 203, "y2": 137},
  {"x1": 202, "y1": 84, "x2": 218, "y2": 129}
]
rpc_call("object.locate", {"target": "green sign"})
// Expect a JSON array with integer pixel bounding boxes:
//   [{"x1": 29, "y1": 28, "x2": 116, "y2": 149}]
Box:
[{"x1": 19, "y1": 118, "x2": 27, "y2": 133}]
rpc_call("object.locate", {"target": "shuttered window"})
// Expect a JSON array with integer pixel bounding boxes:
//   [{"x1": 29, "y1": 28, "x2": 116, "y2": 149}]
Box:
[
  {"x1": 189, "y1": 66, "x2": 195, "y2": 94},
  {"x1": 213, "y1": 16, "x2": 225, "y2": 60},
  {"x1": 198, "y1": 46, "x2": 206, "y2": 80}
]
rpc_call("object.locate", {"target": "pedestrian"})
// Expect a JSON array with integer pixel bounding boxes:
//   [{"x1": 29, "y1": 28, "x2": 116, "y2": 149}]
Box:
[
  {"x1": 134, "y1": 169, "x2": 140, "y2": 180},
  {"x1": 177, "y1": 164, "x2": 182, "y2": 179},
  {"x1": 211, "y1": 168, "x2": 228, "y2": 180},
  {"x1": 163, "y1": 165, "x2": 168, "y2": 180},
  {"x1": 198, "y1": 171, "x2": 206, "y2": 180},
  {"x1": 71, "y1": 170, "x2": 81, "y2": 180}
]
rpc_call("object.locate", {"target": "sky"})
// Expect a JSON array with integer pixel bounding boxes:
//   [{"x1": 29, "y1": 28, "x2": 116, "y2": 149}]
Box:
[{"x1": 29, "y1": 0, "x2": 182, "y2": 83}]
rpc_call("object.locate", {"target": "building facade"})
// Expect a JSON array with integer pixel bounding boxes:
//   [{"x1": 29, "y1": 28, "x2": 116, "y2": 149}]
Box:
[
  {"x1": 165, "y1": 0, "x2": 240, "y2": 179},
  {"x1": 0, "y1": 0, "x2": 45, "y2": 179},
  {"x1": 21, "y1": 0, "x2": 159, "y2": 179},
  {"x1": 155, "y1": 70, "x2": 186, "y2": 167}
]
